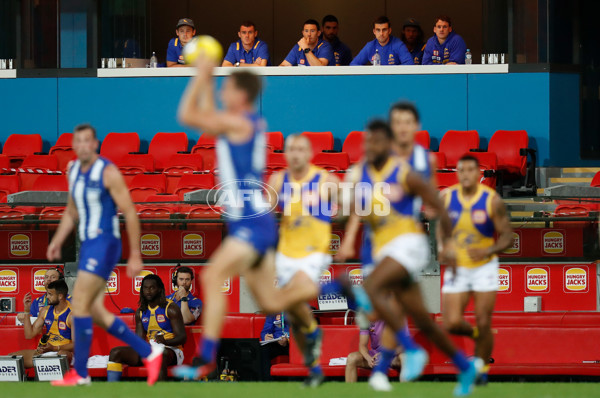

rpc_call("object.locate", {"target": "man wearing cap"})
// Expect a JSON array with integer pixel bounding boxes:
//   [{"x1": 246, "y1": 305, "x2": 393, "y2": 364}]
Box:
[
  {"x1": 422, "y1": 15, "x2": 467, "y2": 65},
  {"x1": 280, "y1": 19, "x2": 333, "y2": 66},
  {"x1": 321, "y1": 15, "x2": 352, "y2": 66},
  {"x1": 167, "y1": 18, "x2": 197, "y2": 67},
  {"x1": 350, "y1": 16, "x2": 413, "y2": 66},
  {"x1": 401, "y1": 18, "x2": 426, "y2": 65},
  {"x1": 222, "y1": 21, "x2": 270, "y2": 67}
]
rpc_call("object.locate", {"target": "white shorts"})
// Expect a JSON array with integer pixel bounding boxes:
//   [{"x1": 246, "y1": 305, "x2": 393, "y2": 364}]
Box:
[
  {"x1": 150, "y1": 340, "x2": 184, "y2": 366},
  {"x1": 275, "y1": 252, "x2": 332, "y2": 287},
  {"x1": 441, "y1": 257, "x2": 499, "y2": 294},
  {"x1": 374, "y1": 233, "x2": 431, "y2": 280}
]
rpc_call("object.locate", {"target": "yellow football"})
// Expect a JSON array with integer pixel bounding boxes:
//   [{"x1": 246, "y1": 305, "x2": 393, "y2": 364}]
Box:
[{"x1": 183, "y1": 35, "x2": 223, "y2": 65}]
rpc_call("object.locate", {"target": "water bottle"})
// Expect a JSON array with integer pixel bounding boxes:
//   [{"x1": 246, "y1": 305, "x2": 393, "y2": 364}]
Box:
[
  {"x1": 465, "y1": 49, "x2": 472, "y2": 64},
  {"x1": 373, "y1": 50, "x2": 381, "y2": 66},
  {"x1": 150, "y1": 52, "x2": 158, "y2": 68}
]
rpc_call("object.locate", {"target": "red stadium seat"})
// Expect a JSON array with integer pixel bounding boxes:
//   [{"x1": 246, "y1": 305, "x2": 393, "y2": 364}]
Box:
[
  {"x1": 39, "y1": 206, "x2": 65, "y2": 231},
  {"x1": 436, "y1": 171, "x2": 458, "y2": 191},
  {"x1": 266, "y1": 152, "x2": 287, "y2": 172},
  {"x1": 137, "y1": 203, "x2": 177, "y2": 230},
  {"x1": 438, "y1": 130, "x2": 479, "y2": 168},
  {"x1": 487, "y1": 130, "x2": 528, "y2": 176},
  {"x1": 163, "y1": 153, "x2": 204, "y2": 193},
  {"x1": 128, "y1": 173, "x2": 167, "y2": 202},
  {"x1": 145, "y1": 194, "x2": 180, "y2": 202},
  {"x1": 0, "y1": 174, "x2": 19, "y2": 203},
  {"x1": 0, "y1": 206, "x2": 37, "y2": 230},
  {"x1": 265, "y1": 132, "x2": 284, "y2": 151},
  {"x1": 415, "y1": 130, "x2": 431, "y2": 149},
  {"x1": 20, "y1": 154, "x2": 58, "y2": 172},
  {"x1": 99, "y1": 132, "x2": 140, "y2": 164},
  {"x1": 342, "y1": 131, "x2": 365, "y2": 164},
  {"x1": 312, "y1": 152, "x2": 350, "y2": 172},
  {"x1": 53, "y1": 132, "x2": 73, "y2": 148},
  {"x1": 49, "y1": 133, "x2": 75, "y2": 172},
  {"x1": 31, "y1": 174, "x2": 68, "y2": 191},
  {"x1": 2, "y1": 134, "x2": 43, "y2": 167},
  {"x1": 301, "y1": 131, "x2": 334, "y2": 153},
  {"x1": 116, "y1": 154, "x2": 154, "y2": 187},
  {"x1": 591, "y1": 172, "x2": 600, "y2": 188},
  {"x1": 191, "y1": 147, "x2": 217, "y2": 172},
  {"x1": 432, "y1": 151, "x2": 447, "y2": 169},
  {"x1": 149, "y1": 132, "x2": 189, "y2": 171},
  {"x1": 0, "y1": 155, "x2": 10, "y2": 171},
  {"x1": 555, "y1": 203, "x2": 599, "y2": 216},
  {"x1": 193, "y1": 134, "x2": 217, "y2": 149},
  {"x1": 174, "y1": 173, "x2": 216, "y2": 200}
]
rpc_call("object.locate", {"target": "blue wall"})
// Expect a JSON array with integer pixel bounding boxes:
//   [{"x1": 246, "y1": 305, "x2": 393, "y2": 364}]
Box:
[{"x1": 0, "y1": 72, "x2": 583, "y2": 166}]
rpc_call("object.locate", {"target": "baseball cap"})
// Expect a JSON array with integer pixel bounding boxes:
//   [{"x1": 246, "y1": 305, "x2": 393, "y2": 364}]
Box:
[
  {"x1": 403, "y1": 18, "x2": 421, "y2": 28},
  {"x1": 176, "y1": 18, "x2": 195, "y2": 29}
]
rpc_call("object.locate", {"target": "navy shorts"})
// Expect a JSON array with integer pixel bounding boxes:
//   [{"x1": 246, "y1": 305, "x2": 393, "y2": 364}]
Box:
[
  {"x1": 227, "y1": 214, "x2": 278, "y2": 256},
  {"x1": 78, "y1": 235, "x2": 122, "y2": 280}
]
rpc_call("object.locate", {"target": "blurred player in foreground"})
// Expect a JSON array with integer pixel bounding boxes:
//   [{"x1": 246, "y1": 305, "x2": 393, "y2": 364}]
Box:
[
  {"x1": 336, "y1": 120, "x2": 477, "y2": 396},
  {"x1": 47, "y1": 124, "x2": 163, "y2": 386},
  {"x1": 441, "y1": 155, "x2": 513, "y2": 384}
]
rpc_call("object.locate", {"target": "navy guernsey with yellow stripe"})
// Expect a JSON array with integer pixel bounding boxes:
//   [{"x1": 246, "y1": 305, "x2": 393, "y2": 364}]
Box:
[
  {"x1": 140, "y1": 301, "x2": 181, "y2": 349},
  {"x1": 277, "y1": 165, "x2": 332, "y2": 258},
  {"x1": 444, "y1": 183, "x2": 497, "y2": 268},
  {"x1": 42, "y1": 303, "x2": 72, "y2": 347},
  {"x1": 224, "y1": 39, "x2": 270, "y2": 65},
  {"x1": 349, "y1": 157, "x2": 423, "y2": 256}
]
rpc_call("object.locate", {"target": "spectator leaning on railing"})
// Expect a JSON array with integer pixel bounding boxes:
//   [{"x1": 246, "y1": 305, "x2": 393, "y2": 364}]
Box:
[
  {"x1": 350, "y1": 16, "x2": 413, "y2": 66},
  {"x1": 222, "y1": 21, "x2": 270, "y2": 67},
  {"x1": 280, "y1": 19, "x2": 334, "y2": 66},
  {"x1": 167, "y1": 18, "x2": 197, "y2": 67},
  {"x1": 320, "y1": 14, "x2": 353, "y2": 66}
]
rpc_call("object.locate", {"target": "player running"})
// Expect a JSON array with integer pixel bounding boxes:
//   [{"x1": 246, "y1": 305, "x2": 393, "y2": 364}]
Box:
[
  {"x1": 441, "y1": 155, "x2": 513, "y2": 384},
  {"x1": 47, "y1": 124, "x2": 163, "y2": 386},
  {"x1": 266, "y1": 135, "x2": 339, "y2": 386},
  {"x1": 334, "y1": 102, "x2": 438, "y2": 384},
  {"x1": 337, "y1": 120, "x2": 477, "y2": 396}
]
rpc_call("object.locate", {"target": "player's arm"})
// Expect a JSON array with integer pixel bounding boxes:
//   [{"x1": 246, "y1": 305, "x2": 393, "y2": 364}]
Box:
[
  {"x1": 164, "y1": 304, "x2": 187, "y2": 347},
  {"x1": 358, "y1": 333, "x2": 372, "y2": 363},
  {"x1": 405, "y1": 170, "x2": 455, "y2": 265},
  {"x1": 306, "y1": 50, "x2": 328, "y2": 66},
  {"x1": 25, "y1": 307, "x2": 46, "y2": 339},
  {"x1": 47, "y1": 196, "x2": 78, "y2": 261},
  {"x1": 104, "y1": 164, "x2": 143, "y2": 278},
  {"x1": 135, "y1": 310, "x2": 146, "y2": 340},
  {"x1": 177, "y1": 57, "x2": 253, "y2": 138},
  {"x1": 179, "y1": 300, "x2": 195, "y2": 325},
  {"x1": 267, "y1": 171, "x2": 284, "y2": 209}
]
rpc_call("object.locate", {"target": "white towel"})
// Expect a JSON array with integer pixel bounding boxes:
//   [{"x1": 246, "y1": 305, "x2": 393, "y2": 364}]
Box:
[
  {"x1": 87, "y1": 355, "x2": 110, "y2": 369},
  {"x1": 328, "y1": 357, "x2": 347, "y2": 366}
]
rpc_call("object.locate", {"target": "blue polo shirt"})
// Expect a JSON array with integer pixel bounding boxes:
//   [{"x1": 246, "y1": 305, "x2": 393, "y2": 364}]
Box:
[
  {"x1": 224, "y1": 39, "x2": 271, "y2": 65},
  {"x1": 284, "y1": 39, "x2": 334, "y2": 66},
  {"x1": 166, "y1": 37, "x2": 185, "y2": 65},
  {"x1": 260, "y1": 314, "x2": 290, "y2": 341},
  {"x1": 327, "y1": 38, "x2": 353, "y2": 66},
  {"x1": 422, "y1": 31, "x2": 467, "y2": 65},
  {"x1": 408, "y1": 42, "x2": 426, "y2": 65},
  {"x1": 166, "y1": 292, "x2": 203, "y2": 325},
  {"x1": 350, "y1": 36, "x2": 414, "y2": 65}
]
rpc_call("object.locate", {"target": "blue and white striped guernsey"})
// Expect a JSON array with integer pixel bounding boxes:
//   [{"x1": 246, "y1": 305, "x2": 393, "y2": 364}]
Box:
[{"x1": 68, "y1": 157, "x2": 120, "y2": 241}]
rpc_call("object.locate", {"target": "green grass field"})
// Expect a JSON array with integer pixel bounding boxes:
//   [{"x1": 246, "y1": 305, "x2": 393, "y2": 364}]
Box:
[{"x1": 1, "y1": 381, "x2": 597, "y2": 398}]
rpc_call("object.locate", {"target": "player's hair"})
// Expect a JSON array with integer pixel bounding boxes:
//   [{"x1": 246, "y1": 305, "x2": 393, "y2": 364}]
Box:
[
  {"x1": 367, "y1": 119, "x2": 393, "y2": 140},
  {"x1": 175, "y1": 266, "x2": 194, "y2": 281},
  {"x1": 458, "y1": 154, "x2": 480, "y2": 167},
  {"x1": 434, "y1": 15, "x2": 452, "y2": 26},
  {"x1": 322, "y1": 15, "x2": 339, "y2": 26},
  {"x1": 138, "y1": 274, "x2": 167, "y2": 312},
  {"x1": 73, "y1": 123, "x2": 97, "y2": 139},
  {"x1": 389, "y1": 101, "x2": 420, "y2": 123},
  {"x1": 229, "y1": 71, "x2": 262, "y2": 103},
  {"x1": 47, "y1": 279, "x2": 68, "y2": 298},
  {"x1": 240, "y1": 20, "x2": 257, "y2": 30},
  {"x1": 303, "y1": 19, "x2": 320, "y2": 31},
  {"x1": 373, "y1": 16, "x2": 391, "y2": 28}
]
